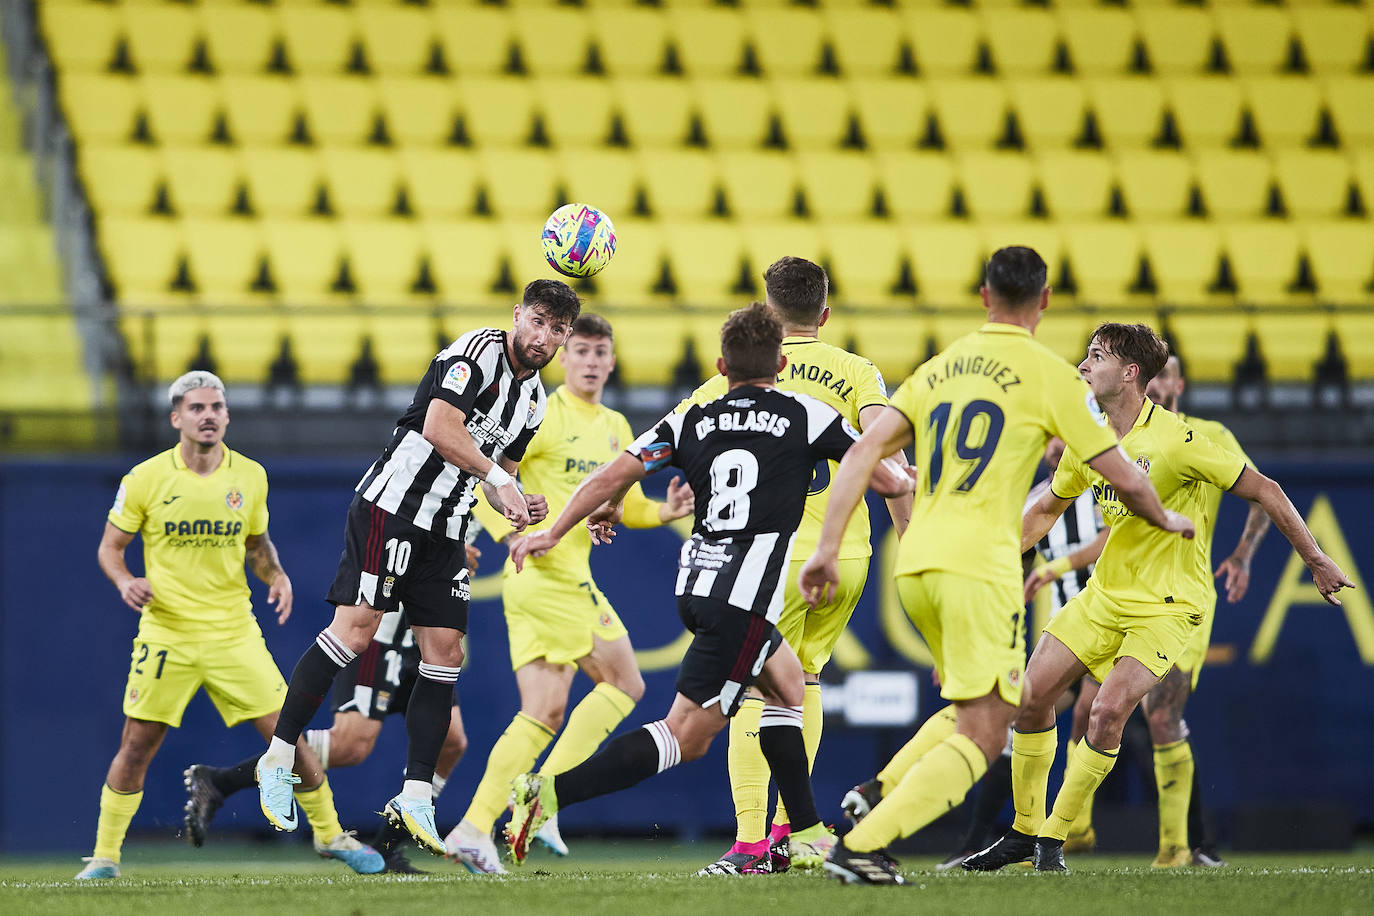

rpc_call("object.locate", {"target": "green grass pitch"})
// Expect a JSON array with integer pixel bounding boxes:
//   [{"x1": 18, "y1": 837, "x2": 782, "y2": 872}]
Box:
[{"x1": 3, "y1": 841, "x2": 1371, "y2": 915}]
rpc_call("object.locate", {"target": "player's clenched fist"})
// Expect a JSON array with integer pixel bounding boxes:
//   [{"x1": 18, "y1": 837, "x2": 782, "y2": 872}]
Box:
[
  {"x1": 797, "y1": 551, "x2": 839, "y2": 609},
  {"x1": 118, "y1": 576, "x2": 154, "y2": 611},
  {"x1": 510, "y1": 530, "x2": 560, "y2": 572}
]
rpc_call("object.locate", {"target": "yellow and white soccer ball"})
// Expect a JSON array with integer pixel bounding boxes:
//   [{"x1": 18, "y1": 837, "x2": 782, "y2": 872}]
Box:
[{"x1": 541, "y1": 203, "x2": 617, "y2": 278}]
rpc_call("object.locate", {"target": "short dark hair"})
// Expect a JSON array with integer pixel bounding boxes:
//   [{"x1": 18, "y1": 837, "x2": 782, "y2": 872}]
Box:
[
  {"x1": 569, "y1": 313, "x2": 613, "y2": 341},
  {"x1": 720, "y1": 302, "x2": 783, "y2": 382},
  {"x1": 522, "y1": 278, "x2": 581, "y2": 324},
  {"x1": 763, "y1": 256, "x2": 828, "y2": 325},
  {"x1": 984, "y1": 246, "x2": 1048, "y2": 307},
  {"x1": 1091, "y1": 322, "x2": 1170, "y2": 387}
]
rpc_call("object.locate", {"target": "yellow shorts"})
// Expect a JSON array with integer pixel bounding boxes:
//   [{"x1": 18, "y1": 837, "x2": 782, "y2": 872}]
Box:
[
  {"x1": 777, "y1": 556, "x2": 869, "y2": 675},
  {"x1": 1175, "y1": 596, "x2": 1218, "y2": 690},
  {"x1": 503, "y1": 571, "x2": 629, "y2": 671},
  {"x1": 122, "y1": 631, "x2": 287, "y2": 728},
  {"x1": 1044, "y1": 584, "x2": 1202, "y2": 684},
  {"x1": 898, "y1": 571, "x2": 1026, "y2": 706}
]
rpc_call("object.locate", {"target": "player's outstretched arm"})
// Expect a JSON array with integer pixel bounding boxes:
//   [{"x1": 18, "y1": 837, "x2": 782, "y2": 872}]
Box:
[
  {"x1": 1215, "y1": 501, "x2": 1271, "y2": 603},
  {"x1": 860, "y1": 403, "x2": 914, "y2": 537},
  {"x1": 1088, "y1": 446, "x2": 1195, "y2": 539},
  {"x1": 1024, "y1": 524, "x2": 1109, "y2": 604},
  {"x1": 1229, "y1": 467, "x2": 1354, "y2": 606},
  {"x1": 98, "y1": 522, "x2": 152, "y2": 612},
  {"x1": 245, "y1": 531, "x2": 293, "y2": 624},
  {"x1": 1022, "y1": 482, "x2": 1075, "y2": 553},
  {"x1": 423, "y1": 399, "x2": 530, "y2": 529},
  {"x1": 511, "y1": 453, "x2": 648, "y2": 571}
]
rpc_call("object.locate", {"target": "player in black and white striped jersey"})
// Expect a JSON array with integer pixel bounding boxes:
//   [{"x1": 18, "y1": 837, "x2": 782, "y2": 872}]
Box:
[{"x1": 256, "y1": 279, "x2": 580, "y2": 856}]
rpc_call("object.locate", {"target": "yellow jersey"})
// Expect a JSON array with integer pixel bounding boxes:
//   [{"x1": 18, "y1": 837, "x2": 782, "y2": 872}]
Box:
[
  {"x1": 889, "y1": 322, "x2": 1119, "y2": 586},
  {"x1": 676, "y1": 335, "x2": 889, "y2": 560},
  {"x1": 474, "y1": 385, "x2": 662, "y2": 583},
  {"x1": 1179, "y1": 412, "x2": 1254, "y2": 565},
  {"x1": 107, "y1": 443, "x2": 270, "y2": 641},
  {"x1": 1052, "y1": 400, "x2": 1247, "y2": 612}
]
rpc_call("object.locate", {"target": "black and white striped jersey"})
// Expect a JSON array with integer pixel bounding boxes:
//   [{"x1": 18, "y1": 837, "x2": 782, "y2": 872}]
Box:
[
  {"x1": 627, "y1": 385, "x2": 860, "y2": 621},
  {"x1": 355, "y1": 328, "x2": 546, "y2": 541},
  {"x1": 1036, "y1": 489, "x2": 1105, "y2": 613}
]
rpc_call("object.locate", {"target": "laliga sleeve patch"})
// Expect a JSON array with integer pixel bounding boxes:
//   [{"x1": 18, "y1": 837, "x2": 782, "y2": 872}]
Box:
[
  {"x1": 111, "y1": 483, "x2": 127, "y2": 514},
  {"x1": 839, "y1": 417, "x2": 861, "y2": 441},
  {"x1": 442, "y1": 361, "x2": 472, "y2": 395},
  {"x1": 1085, "y1": 392, "x2": 1108, "y2": 427}
]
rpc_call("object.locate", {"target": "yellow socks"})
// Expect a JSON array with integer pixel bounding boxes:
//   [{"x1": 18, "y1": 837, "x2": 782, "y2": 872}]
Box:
[
  {"x1": 295, "y1": 774, "x2": 343, "y2": 843},
  {"x1": 845, "y1": 734, "x2": 987, "y2": 853},
  {"x1": 540, "y1": 683, "x2": 637, "y2": 777},
  {"x1": 1065, "y1": 739, "x2": 1097, "y2": 837},
  {"x1": 773, "y1": 683, "x2": 823, "y2": 829},
  {"x1": 876, "y1": 705, "x2": 958, "y2": 796},
  {"x1": 464, "y1": 713, "x2": 555, "y2": 833},
  {"x1": 1042, "y1": 739, "x2": 1118, "y2": 841},
  {"x1": 1010, "y1": 726, "x2": 1057, "y2": 836},
  {"x1": 727, "y1": 697, "x2": 768, "y2": 843},
  {"x1": 93, "y1": 783, "x2": 143, "y2": 863},
  {"x1": 1154, "y1": 739, "x2": 1194, "y2": 853}
]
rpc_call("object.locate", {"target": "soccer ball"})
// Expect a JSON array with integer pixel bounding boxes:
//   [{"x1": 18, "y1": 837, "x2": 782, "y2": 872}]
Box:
[{"x1": 541, "y1": 203, "x2": 616, "y2": 278}]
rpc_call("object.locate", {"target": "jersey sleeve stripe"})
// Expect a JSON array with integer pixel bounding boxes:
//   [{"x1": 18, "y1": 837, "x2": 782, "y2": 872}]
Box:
[{"x1": 1082, "y1": 443, "x2": 1117, "y2": 464}]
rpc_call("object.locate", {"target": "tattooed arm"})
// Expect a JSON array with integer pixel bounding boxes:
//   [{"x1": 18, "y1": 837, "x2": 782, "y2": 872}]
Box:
[{"x1": 245, "y1": 531, "x2": 294, "y2": 624}]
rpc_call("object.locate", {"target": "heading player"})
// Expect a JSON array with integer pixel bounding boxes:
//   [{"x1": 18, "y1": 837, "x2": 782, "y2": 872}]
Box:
[
  {"x1": 799, "y1": 247, "x2": 1192, "y2": 885},
  {"x1": 967, "y1": 324, "x2": 1352, "y2": 873},
  {"x1": 255, "y1": 280, "x2": 578, "y2": 855},
  {"x1": 503, "y1": 304, "x2": 912, "y2": 868}
]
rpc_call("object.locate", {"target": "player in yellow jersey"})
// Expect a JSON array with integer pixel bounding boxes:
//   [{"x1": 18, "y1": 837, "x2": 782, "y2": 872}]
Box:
[
  {"x1": 967, "y1": 324, "x2": 1352, "y2": 874},
  {"x1": 444, "y1": 315, "x2": 694, "y2": 873},
  {"x1": 676, "y1": 257, "x2": 913, "y2": 876},
  {"x1": 799, "y1": 248, "x2": 1193, "y2": 885},
  {"x1": 78, "y1": 372, "x2": 381, "y2": 881}
]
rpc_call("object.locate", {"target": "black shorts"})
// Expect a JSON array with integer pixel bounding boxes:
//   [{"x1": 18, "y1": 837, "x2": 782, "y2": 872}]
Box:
[
  {"x1": 326, "y1": 495, "x2": 471, "y2": 631},
  {"x1": 675, "y1": 596, "x2": 782, "y2": 717},
  {"x1": 333, "y1": 610, "x2": 420, "y2": 720}
]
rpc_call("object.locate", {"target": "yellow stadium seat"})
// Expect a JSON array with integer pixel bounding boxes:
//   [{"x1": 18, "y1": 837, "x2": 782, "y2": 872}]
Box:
[
  {"x1": 1033, "y1": 309, "x2": 1095, "y2": 365},
  {"x1": 823, "y1": 220, "x2": 907, "y2": 306},
  {"x1": 182, "y1": 218, "x2": 267, "y2": 306},
  {"x1": 798, "y1": 151, "x2": 878, "y2": 221},
  {"x1": 140, "y1": 75, "x2": 221, "y2": 145},
  {"x1": 1084, "y1": 77, "x2": 1166, "y2": 149},
  {"x1": 398, "y1": 148, "x2": 480, "y2": 219},
  {"x1": 277, "y1": 5, "x2": 357, "y2": 75},
  {"x1": 242, "y1": 147, "x2": 322, "y2": 218},
  {"x1": 479, "y1": 148, "x2": 561, "y2": 219},
  {"x1": 1252, "y1": 312, "x2": 1330, "y2": 383},
  {"x1": 371, "y1": 313, "x2": 443, "y2": 386},
  {"x1": 905, "y1": 222, "x2": 984, "y2": 308},
  {"x1": 1008, "y1": 78, "x2": 1088, "y2": 149},
  {"x1": 98, "y1": 217, "x2": 185, "y2": 305},
  {"x1": 459, "y1": 77, "x2": 538, "y2": 147},
  {"x1": 284, "y1": 313, "x2": 367, "y2": 384},
  {"x1": 1214, "y1": 7, "x2": 1291, "y2": 76},
  {"x1": 203, "y1": 312, "x2": 285, "y2": 384},
  {"x1": 1165, "y1": 77, "x2": 1244, "y2": 148},
  {"x1": 121, "y1": 3, "x2": 198, "y2": 73},
  {"x1": 639, "y1": 149, "x2": 718, "y2": 219},
  {"x1": 1242, "y1": 77, "x2": 1323, "y2": 149},
  {"x1": 612, "y1": 78, "x2": 693, "y2": 147},
  {"x1": 1136, "y1": 8, "x2": 1215, "y2": 75},
  {"x1": 610, "y1": 310, "x2": 693, "y2": 385},
  {"x1": 1292, "y1": 7, "x2": 1370, "y2": 75},
  {"x1": 981, "y1": 9, "x2": 1059, "y2": 75},
  {"x1": 850, "y1": 78, "x2": 929, "y2": 151},
  {"x1": 199, "y1": 4, "x2": 277, "y2": 74},
  {"x1": 669, "y1": 7, "x2": 748, "y2": 77},
  {"x1": 534, "y1": 77, "x2": 616, "y2": 148},
  {"x1": 1115, "y1": 150, "x2": 1193, "y2": 220},
  {"x1": 1063, "y1": 222, "x2": 1142, "y2": 307},
  {"x1": 356, "y1": 5, "x2": 435, "y2": 77},
  {"x1": 773, "y1": 79, "x2": 851, "y2": 149},
  {"x1": 694, "y1": 79, "x2": 772, "y2": 149},
  {"x1": 746, "y1": 7, "x2": 826, "y2": 77},
  {"x1": 930, "y1": 311, "x2": 988, "y2": 355},
  {"x1": 0, "y1": 224, "x2": 61, "y2": 305},
  {"x1": 1142, "y1": 222, "x2": 1225, "y2": 308},
  {"x1": 1193, "y1": 149, "x2": 1271, "y2": 220},
  {"x1": 80, "y1": 145, "x2": 160, "y2": 217},
  {"x1": 1165, "y1": 313, "x2": 1249, "y2": 383},
  {"x1": 557, "y1": 149, "x2": 641, "y2": 220},
  {"x1": 321, "y1": 148, "x2": 403, "y2": 219},
  {"x1": 844, "y1": 311, "x2": 931, "y2": 384},
  {"x1": 261, "y1": 219, "x2": 347, "y2": 307},
  {"x1": 591, "y1": 217, "x2": 663, "y2": 308},
  {"x1": 221, "y1": 76, "x2": 301, "y2": 145},
  {"x1": 740, "y1": 222, "x2": 825, "y2": 284},
  {"x1": 423, "y1": 221, "x2": 505, "y2": 305},
  {"x1": 0, "y1": 154, "x2": 41, "y2": 224},
  {"x1": 378, "y1": 77, "x2": 459, "y2": 146},
  {"x1": 512, "y1": 6, "x2": 594, "y2": 77},
  {"x1": 299, "y1": 76, "x2": 380, "y2": 146},
  {"x1": 904, "y1": 9, "x2": 980, "y2": 76},
  {"x1": 719, "y1": 151, "x2": 797, "y2": 221},
  {"x1": 930, "y1": 80, "x2": 1009, "y2": 151},
  {"x1": 1339, "y1": 314, "x2": 1374, "y2": 379},
  {"x1": 1036, "y1": 150, "x2": 1113, "y2": 219},
  {"x1": 663, "y1": 221, "x2": 746, "y2": 306},
  {"x1": 41, "y1": 2, "x2": 119, "y2": 71},
  {"x1": 162, "y1": 147, "x2": 241, "y2": 218},
  {"x1": 342, "y1": 220, "x2": 426, "y2": 306},
  {"x1": 122, "y1": 307, "x2": 207, "y2": 381},
  {"x1": 500, "y1": 218, "x2": 565, "y2": 290},
  {"x1": 876, "y1": 151, "x2": 956, "y2": 221},
  {"x1": 434, "y1": 5, "x2": 513, "y2": 77},
  {"x1": 1224, "y1": 222, "x2": 1302, "y2": 305},
  {"x1": 825, "y1": 6, "x2": 905, "y2": 78},
  {"x1": 1353, "y1": 150, "x2": 1374, "y2": 218},
  {"x1": 1057, "y1": 7, "x2": 1137, "y2": 76},
  {"x1": 589, "y1": 7, "x2": 669, "y2": 77},
  {"x1": 955, "y1": 152, "x2": 1036, "y2": 220},
  {"x1": 59, "y1": 73, "x2": 139, "y2": 144},
  {"x1": 1325, "y1": 77, "x2": 1374, "y2": 149},
  {"x1": 1273, "y1": 149, "x2": 1352, "y2": 219},
  {"x1": 1302, "y1": 222, "x2": 1374, "y2": 304}
]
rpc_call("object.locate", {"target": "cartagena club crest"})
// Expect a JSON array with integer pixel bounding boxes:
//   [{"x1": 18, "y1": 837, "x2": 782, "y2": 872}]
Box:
[{"x1": 225, "y1": 487, "x2": 244, "y2": 510}]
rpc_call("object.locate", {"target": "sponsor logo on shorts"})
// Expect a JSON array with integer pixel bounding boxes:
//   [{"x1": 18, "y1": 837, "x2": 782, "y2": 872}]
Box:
[
  {"x1": 128, "y1": 688, "x2": 139, "y2": 703},
  {"x1": 599, "y1": 611, "x2": 613, "y2": 628},
  {"x1": 1008, "y1": 669, "x2": 1020, "y2": 686},
  {"x1": 225, "y1": 487, "x2": 244, "y2": 511},
  {"x1": 382, "y1": 575, "x2": 395, "y2": 598},
  {"x1": 376, "y1": 690, "x2": 391, "y2": 713},
  {"x1": 451, "y1": 568, "x2": 471, "y2": 600}
]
